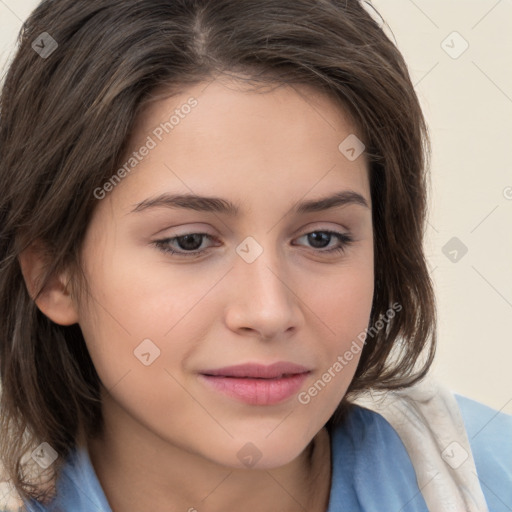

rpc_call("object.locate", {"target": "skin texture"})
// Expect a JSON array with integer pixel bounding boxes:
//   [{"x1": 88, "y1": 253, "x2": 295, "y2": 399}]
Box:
[{"x1": 20, "y1": 77, "x2": 374, "y2": 512}]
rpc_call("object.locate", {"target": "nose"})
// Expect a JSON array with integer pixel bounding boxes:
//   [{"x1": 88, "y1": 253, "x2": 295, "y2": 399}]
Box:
[{"x1": 224, "y1": 246, "x2": 303, "y2": 341}]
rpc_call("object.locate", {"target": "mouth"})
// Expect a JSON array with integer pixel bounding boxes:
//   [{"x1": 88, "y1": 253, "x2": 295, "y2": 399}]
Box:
[
  {"x1": 200, "y1": 362, "x2": 311, "y2": 379},
  {"x1": 198, "y1": 362, "x2": 311, "y2": 405}
]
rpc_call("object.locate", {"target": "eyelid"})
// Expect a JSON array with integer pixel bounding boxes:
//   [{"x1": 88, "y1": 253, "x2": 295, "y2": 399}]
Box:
[
  {"x1": 153, "y1": 223, "x2": 216, "y2": 237},
  {"x1": 295, "y1": 221, "x2": 350, "y2": 236}
]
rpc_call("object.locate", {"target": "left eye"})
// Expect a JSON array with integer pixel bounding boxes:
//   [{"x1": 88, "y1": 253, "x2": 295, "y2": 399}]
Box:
[{"x1": 153, "y1": 230, "x2": 353, "y2": 258}]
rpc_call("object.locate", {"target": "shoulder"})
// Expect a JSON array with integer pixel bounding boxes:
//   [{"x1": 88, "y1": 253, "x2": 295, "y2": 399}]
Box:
[
  {"x1": 327, "y1": 404, "x2": 429, "y2": 510},
  {"x1": 345, "y1": 380, "x2": 512, "y2": 512},
  {"x1": 455, "y1": 393, "x2": 512, "y2": 442},
  {"x1": 331, "y1": 401, "x2": 412, "y2": 449},
  {"x1": 454, "y1": 393, "x2": 512, "y2": 509},
  {"x1": 22, "y1": 444, "x2": 111, "y2": 512}
]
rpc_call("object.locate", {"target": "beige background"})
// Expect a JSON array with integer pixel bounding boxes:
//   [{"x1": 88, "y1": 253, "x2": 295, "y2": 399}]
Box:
[{"x1": 1, "y1": 1, "x2": 511, "y2": 412}]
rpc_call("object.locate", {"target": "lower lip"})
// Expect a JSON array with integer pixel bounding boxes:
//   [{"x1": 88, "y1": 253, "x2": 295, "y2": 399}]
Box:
[{"x1": 198, "y1": 372, "x2": 310, "y2": 405}]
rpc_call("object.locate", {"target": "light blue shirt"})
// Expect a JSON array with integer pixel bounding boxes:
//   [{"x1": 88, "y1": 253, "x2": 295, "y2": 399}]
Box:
[{"x1": 23, "y1": 394, "x2": 512, "y2": 511}]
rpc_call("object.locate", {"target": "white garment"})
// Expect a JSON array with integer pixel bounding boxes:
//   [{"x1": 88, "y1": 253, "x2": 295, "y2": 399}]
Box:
[
  {"x1": 354, "y1": 375, "x2": 489, "y2": 511},
  {"x1": 0, "y1": 468, "x2": 23, "y2": 510}
]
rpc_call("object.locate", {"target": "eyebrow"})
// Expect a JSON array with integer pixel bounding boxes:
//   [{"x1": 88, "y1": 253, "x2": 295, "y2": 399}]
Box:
[{"x1": 129, "y1": 190, "x2": 369, "y2": 216}]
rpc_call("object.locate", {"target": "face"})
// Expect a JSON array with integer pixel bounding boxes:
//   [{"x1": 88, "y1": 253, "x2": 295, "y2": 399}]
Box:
[{"x1": 76, "y1": 77, "x2": 374, "y2": 469}]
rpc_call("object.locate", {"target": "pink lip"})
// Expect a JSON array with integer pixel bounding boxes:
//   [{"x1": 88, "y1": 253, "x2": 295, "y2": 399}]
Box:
[
  {"x1": 199, "y1": 362, "x2": 311, "y2": 405},
  {"x1": 201, "y1": 362, "x2": 311, "y2": 378}
]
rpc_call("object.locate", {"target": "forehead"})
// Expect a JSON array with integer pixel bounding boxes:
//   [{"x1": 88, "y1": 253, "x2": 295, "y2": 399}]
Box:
[
  {"x1": 136, "y1": 76, "x2": 364, "y2": 148},
  {"x1": 106, "y1": 77, "x2": 371, "y2": 217}
]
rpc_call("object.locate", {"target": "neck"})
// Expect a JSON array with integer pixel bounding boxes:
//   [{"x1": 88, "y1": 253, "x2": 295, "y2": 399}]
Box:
[{"x1": 86, "y1": 405, "x2": 332, "y2": 512}]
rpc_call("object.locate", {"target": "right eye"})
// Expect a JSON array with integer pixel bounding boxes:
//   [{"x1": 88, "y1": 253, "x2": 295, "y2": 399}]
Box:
[{"x1": 153, "y1": 233, "x2": 219, "y2": 258}]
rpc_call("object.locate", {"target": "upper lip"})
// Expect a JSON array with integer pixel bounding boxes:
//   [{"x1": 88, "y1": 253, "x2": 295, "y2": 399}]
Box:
[{"x1": 200, "y1": 362, "x2": 311, "y2": 379}]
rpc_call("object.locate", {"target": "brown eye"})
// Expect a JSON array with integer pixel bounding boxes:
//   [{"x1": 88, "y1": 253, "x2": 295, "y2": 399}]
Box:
[
  {"x1": 153, "y1": 233, "x2": 216, "y2": 257},
  {"x1": 294, "y1": 230, "x2": 353, "y2": 255}
]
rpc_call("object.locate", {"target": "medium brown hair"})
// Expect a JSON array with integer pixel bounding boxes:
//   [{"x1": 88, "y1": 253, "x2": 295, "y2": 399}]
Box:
[{"x1": 0, "y1": 0, "x2": 436, "y2": 504}]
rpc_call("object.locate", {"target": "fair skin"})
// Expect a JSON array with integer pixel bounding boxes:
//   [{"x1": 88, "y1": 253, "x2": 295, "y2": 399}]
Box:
[{"x1": 20, "y1": 77, "x2": 373, "y2": 512}]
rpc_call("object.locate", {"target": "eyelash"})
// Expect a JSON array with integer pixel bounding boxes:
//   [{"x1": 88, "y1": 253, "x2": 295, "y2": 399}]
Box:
[{"x1": 152, "y1": 230, "x2": 354, "y2": 258}]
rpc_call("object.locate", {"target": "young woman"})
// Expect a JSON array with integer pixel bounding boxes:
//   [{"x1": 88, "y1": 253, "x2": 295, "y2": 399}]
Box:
[{"x1": 0, "y1": 1, "x2": 510, "y2": 511}]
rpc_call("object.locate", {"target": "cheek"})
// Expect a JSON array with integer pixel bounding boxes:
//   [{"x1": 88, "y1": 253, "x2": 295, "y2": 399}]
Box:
[
  {"x1": 80, "y1": 222, "x2": 194, "y2": 328},
  {"x1": 315, "y1": 253, "x2": 374, "y2": 344},
  {"x1": 329, "y1": 274, "x2": 374, "y2": 342},
  {"x1": 303, "y1": 253, "x2": 374, "y2": 400},
  {"x1": 297, "y1": 264, "x2": 373, "y2": 425},
  {"x1": 76, "y1": 239, "x2": 220, "y2": 388}
]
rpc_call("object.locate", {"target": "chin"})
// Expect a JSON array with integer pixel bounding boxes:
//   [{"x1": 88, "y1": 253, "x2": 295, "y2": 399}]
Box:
[{"x1": 212, "y1": 435, "x2": 313, "y2": 471}]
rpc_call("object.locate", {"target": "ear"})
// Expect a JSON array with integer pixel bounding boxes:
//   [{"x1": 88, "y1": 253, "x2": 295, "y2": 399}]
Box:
[{"x1": 17, "y1": 241, "x2": 79, "y2": 326}]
